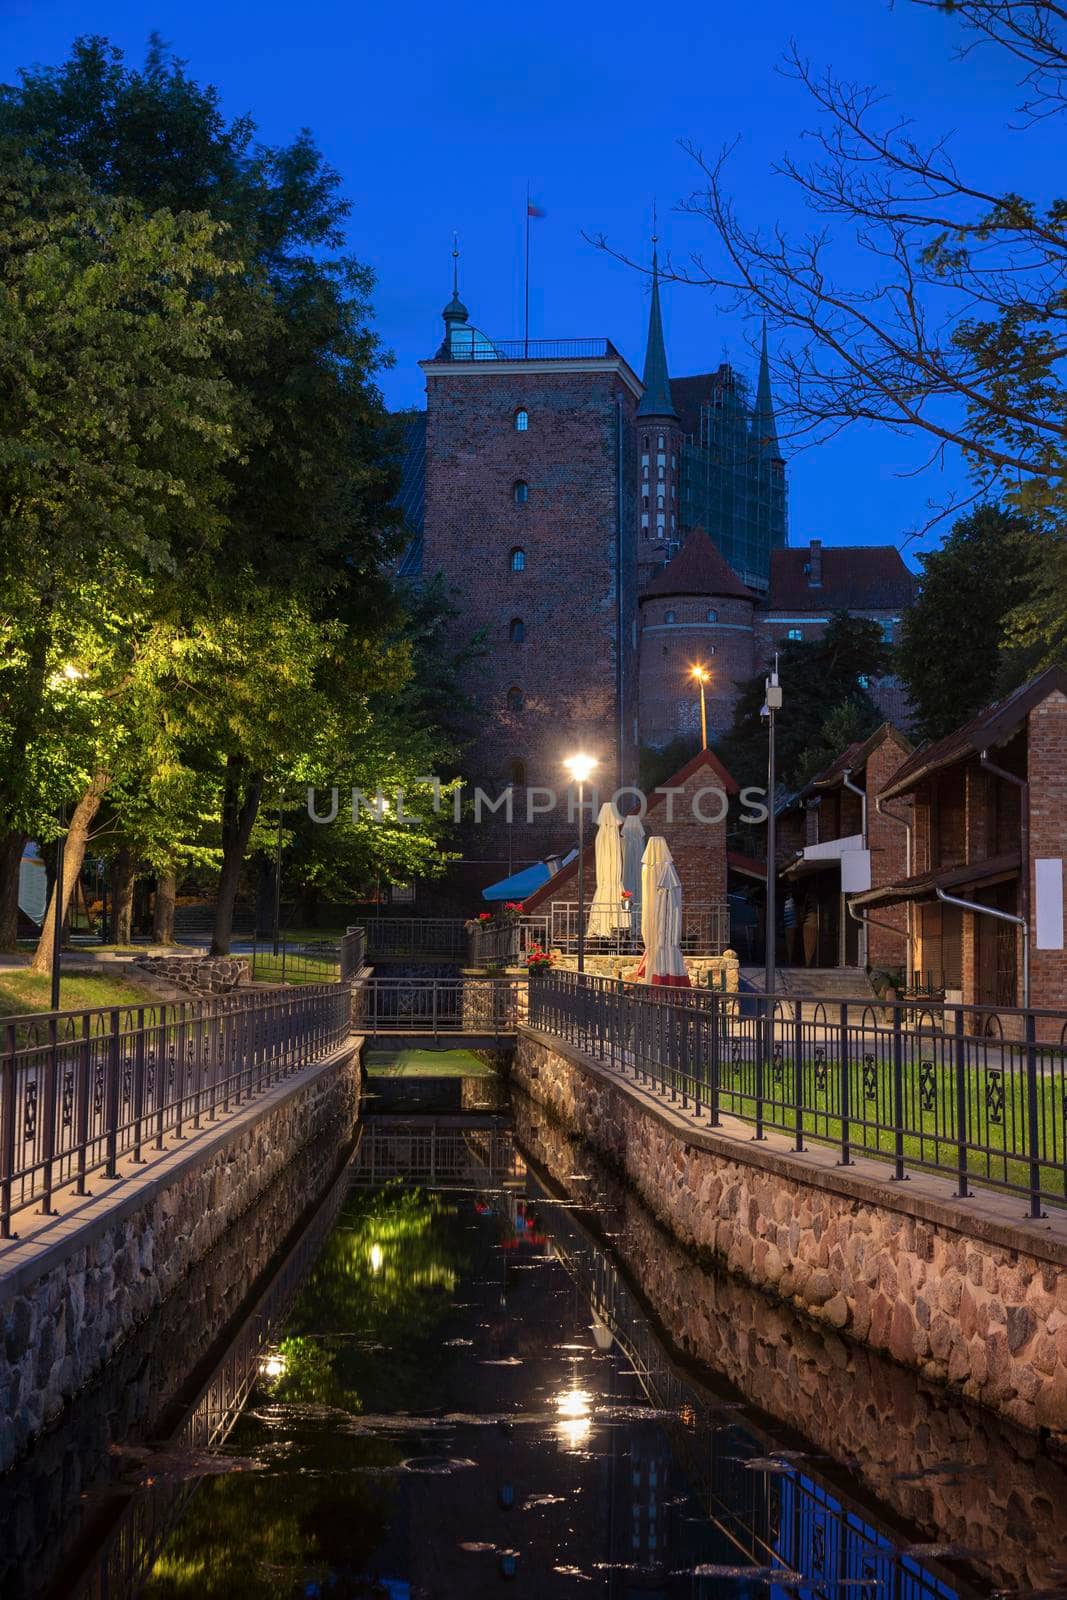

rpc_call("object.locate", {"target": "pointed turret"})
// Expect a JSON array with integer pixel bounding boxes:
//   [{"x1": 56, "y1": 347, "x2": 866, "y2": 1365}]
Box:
[
  {"x1": 637, "y1": 246, "x2": 677, "y2": 420},
  {"x1": 751, "y1": 320, "x2": 783, "y2": 461}
]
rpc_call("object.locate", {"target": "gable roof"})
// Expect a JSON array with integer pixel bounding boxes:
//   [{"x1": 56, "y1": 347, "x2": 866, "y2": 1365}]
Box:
[
  {"x1": 521, "y1": 746, "x2": 740, "y2": 912},
  {"x1": 879, "y1": 667, "x2": 1067, "y2": 802},
  {"x1": 640, "y1": 528, "x2": 754, "y2": 603},
  {"x1": 766, "y1": 546, "x2": 916, "y2": 613}
]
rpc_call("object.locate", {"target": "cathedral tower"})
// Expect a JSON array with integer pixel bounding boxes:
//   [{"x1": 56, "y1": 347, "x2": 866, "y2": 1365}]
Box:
[{"x1": 635, "y1": 245, "x2": 684, "y2": 587}]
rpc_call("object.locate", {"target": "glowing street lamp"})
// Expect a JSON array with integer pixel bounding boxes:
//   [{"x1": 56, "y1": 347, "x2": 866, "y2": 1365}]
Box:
[
  {"x1": 690, "y1": 664, "x2": 710, "y2": 750},
  {"x1": 563, "y1": 754, "x2": 597, "y2": 973}
]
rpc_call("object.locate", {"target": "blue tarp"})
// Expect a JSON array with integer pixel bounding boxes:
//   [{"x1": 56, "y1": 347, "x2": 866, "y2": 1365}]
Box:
[{"x1": 481, "y1": 862, "x2": 553, "y2": 902}]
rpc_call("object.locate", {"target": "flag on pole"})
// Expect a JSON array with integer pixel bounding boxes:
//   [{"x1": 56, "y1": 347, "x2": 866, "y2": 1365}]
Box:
[{"x1": 527, "y1": 200, "x2": 546, "y2": 218}]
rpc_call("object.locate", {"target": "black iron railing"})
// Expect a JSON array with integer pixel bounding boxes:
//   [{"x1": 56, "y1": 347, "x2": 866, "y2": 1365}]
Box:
[
  {"x1": 351, "y1": 975, "x2": 525, "y2": 1040},
  {"x1": 549, "y1": 900, "x2": 731, "y2": 956},
  {"x1": 249, "y1": 934, "x2": 341, "y2": 985},
  {"x1": 363, "y1": 917, "x2": 470, "y2": 960},
  {"x1": 467, "y1": 915, "x2": 550, "y2": 967},
  {"x1": 528, "y1": 970, "x2": 1067, "y2": 1216},
  {"x1": 436, "y1": 337, "x2": 618, "y2": 363},
  {"x1": 0, "y1": 985, "x2": 350, "y2": 1237}
]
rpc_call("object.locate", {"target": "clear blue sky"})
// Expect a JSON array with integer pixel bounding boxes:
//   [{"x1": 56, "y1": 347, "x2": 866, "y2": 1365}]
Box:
[{"x1": 2, "y1": 0, "x2": 1046, "y2": 555}]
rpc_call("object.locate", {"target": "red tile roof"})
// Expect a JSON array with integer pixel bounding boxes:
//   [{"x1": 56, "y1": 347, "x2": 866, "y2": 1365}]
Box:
[
  {"x1": 767, "y1": 546, "x2": 916, "y2": 612},
  {"x1": 640, "y1": 528, "x2": 754, "y2": 602}
]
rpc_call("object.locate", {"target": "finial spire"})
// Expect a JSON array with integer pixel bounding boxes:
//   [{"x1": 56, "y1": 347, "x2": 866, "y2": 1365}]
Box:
[
  {"x1": 637, "y1": 215, "x2": 677, "y2": 420},
  {"x1": 752, "y1": 316, "x2": 783, "y2": 460},
  {"x1": 451, "y1": 231, "x2": 459, "y2": 296}
]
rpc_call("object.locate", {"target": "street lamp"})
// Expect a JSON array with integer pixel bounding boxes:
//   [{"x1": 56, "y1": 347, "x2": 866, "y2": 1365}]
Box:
[
  {"x1": 563, "y1": 753, "x2": 597, "y2": 974},
  {"x1": 760, "y1": 658, "x2": 783, "y2": 998},
  {"x1": 690, "y1": 664, "x2": 710, "y2": 750}
]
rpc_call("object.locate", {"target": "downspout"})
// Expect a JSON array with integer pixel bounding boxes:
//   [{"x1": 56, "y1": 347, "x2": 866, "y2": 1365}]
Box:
[
  {"x1": 615, "y1": 396, "x2": 625, "y2": 789},
  {"x1": 979, "y1": 747, "x2": 1029, "y2": 961},
  {"x1": 876, "y1": 793, "x2": 914, "y2": 980},
  {"x1": 841, "y1": 768, "x2": 867, "y2": 967},
  {"x1": 936, "y1": 886, "x2": 1029, "y2": 1009}
]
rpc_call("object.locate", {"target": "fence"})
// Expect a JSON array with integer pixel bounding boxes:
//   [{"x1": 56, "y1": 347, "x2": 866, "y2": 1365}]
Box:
[
  {"x1": 352, "y1": 976, "x2": 525, "y2": 1040},
  {"x1": 528, "y1": 970, "x2": 1067, "y2": 1216},
  {"x1": 249, "y1": 934, "x2": 341, "y2": 985},
  {"x1": 341, "y1": 925, "x2": 367, "y2": 979},
  {"x1": 548, "y1": 900, "x2": 731, "y2": 956},
  {"x1": 466, "y1": 914, "x2": 550, "y2": 967},
  {"x1": 0, "y1": 984, "x2": 350, "y2": 1237},
  {"x1": 362, "y1": 917, "x2": 470, "y2": 960}
]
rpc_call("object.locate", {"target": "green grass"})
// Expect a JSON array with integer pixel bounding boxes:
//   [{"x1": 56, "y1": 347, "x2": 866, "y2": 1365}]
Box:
[
  {"x1": 0, "y1": 967, "x2": 164, "y2": 1018},
  {"x1": 248, "y1": 950, "x2": 340, "y2": 985},
  {"x1": 365, "y1": 1047, "x2": 495, "y2": 1078}
]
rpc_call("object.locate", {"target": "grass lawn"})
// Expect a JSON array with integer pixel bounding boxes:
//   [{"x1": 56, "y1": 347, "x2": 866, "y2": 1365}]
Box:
[
  {"x1": 249, "y1": 950, "x2": 340, "y2": 985},
  {"x1": 365, "y1": 1047, "x2": 495, "y2": 1078},
  {"x1": 0, "y1": 967, "x2": 164, "y2": 1018}
]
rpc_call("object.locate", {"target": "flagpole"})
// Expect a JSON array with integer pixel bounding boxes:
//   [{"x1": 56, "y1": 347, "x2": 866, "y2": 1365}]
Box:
[{"x1": 524, "y1": 182, "x2": 530, "y2": 356}]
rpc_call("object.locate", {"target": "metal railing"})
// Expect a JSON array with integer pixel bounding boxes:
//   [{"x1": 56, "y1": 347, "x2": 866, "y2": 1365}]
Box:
[
  {"x1": 549, "y1": 900, "x2": 731, "y2": 956},
  {"x1": 437, "y1": 337, "x2": 618, "y2": 363},
  {"x1": 351, "y1": 1122, "x2": 526, "y2": 1188},
  {"x1": 467, "y1": 914, "x2": 550, "y2": 967},
  {"x1": 352, "y1": 976, "x2": 525, "y2": 1040},
  {"x1": 341, "y1": 925, "x2": 367, "y2": 978},
  {"x1": 0, "y1": 985, "x2": 350, "y2": 1237},
  {"x1": 363, "y1": 916, "x2": 470, "y2": 959},
  {"x1": 528, "y1": 970, "x2": 1067, "y2": 1215},
  {"x1": 249, "y1": 934, "x2": 341, "y2": 985}
]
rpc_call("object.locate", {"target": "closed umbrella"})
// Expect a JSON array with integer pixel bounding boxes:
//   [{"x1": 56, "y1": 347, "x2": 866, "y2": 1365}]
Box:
[
  {"x1": 635, "y1": 837, "x2": 690, "y2": 987},
  {"x1": 620, "y1": 812, "x2": 645, "y2": 936},
  {"x1": 587, "y1": 802, "x2": 629, "y2": 937}
]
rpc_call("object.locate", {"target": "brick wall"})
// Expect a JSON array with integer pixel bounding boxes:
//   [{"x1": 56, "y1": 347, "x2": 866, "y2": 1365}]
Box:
[
  {"x1": 637, "y1": 592, "x2": 756, "y2": 749},
  {"x1": 1027, "y1": 690, "x2": 1067, "y2": 1012},
  {"x1": 864, "y1": 734, "x2": 912, "y2": 970}
]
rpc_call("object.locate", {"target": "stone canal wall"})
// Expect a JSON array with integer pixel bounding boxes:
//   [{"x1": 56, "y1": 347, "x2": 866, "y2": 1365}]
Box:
[
  {"x1": 0, "y1": 1041, "x2": 361, "y2": 1468},
  {"x1": 513, "y1": 1026, "x2": 1067, "y2": 1437}
]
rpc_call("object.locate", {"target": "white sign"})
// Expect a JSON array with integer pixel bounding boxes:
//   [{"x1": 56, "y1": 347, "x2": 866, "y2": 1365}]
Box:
[
  {"x1": 841, "y1": 849, "x2": 872, "y2": 894},
  {"x1": 1035, "y1": 858, "x2": 1064, "y2": 951}
]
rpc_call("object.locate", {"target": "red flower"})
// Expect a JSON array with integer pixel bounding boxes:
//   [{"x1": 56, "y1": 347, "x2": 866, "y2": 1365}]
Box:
[{"x1": 621, "y1": 889, "x2": 633, "y2": 900}]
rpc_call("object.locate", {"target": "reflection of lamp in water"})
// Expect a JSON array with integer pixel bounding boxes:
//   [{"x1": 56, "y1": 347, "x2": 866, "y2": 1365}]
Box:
[
  {"x1": 370, "y1": 1242, "x2": 383, "y2": 1274},
  {"x1": 259, "y1": 1351, "x2": 285, "y2": 1380},
  {"x1": 590, "y1": 1313, "x2": 613, "y2": 1353},
  {"x1": 555, "y1": 1386, "x2": 593, "y2": 1450}
]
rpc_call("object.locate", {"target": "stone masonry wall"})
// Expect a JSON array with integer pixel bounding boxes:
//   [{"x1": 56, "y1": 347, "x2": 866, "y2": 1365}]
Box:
[
  {"x1": 513, "y1": 1027, "x2": 1067, "y2": 1438},
  {"x1": 0, "y1": 1045, "x2": 360, "y2": 1468},
  {"x1": 134, "y1": 953, "x2": 250, "y2": 996},
  {"x1": 513, "y1": 1090, "x2": 1067, "y2": 1597}
]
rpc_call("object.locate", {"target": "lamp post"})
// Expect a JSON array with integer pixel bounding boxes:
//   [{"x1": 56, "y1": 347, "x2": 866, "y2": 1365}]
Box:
[
  {"x1": 272, "y1": 794, "x2": 284, "y2": 958},
  {"x1": 563, "y1": 753, "x2": 597, "y2": 974},
  {"x1": 690, "y1": 664, "x2": 710, "y2": 750},
  {"x1": 760, "y1": 658, "x2": 783, "y2": 998}
]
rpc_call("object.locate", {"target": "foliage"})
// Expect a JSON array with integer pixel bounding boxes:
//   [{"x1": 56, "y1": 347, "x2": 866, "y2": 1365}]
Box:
[
  {"x1": 896, "y1": 505, "x2": 1043, "y2": 740},
  {"x1": 639, "y1": 736, "x2": 697, "y2": 795},
  {"x1": 716, "y1": 615, "x2": 892, "y2": 791}
]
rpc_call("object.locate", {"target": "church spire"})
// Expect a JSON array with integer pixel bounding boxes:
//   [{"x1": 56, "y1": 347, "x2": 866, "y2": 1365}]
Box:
[
  {"x1": 752, "y1": 318, "x2": 782, "y2": 460},
  {"x1": 637, "y1": 235, "x2": 677, "y2": 420}
]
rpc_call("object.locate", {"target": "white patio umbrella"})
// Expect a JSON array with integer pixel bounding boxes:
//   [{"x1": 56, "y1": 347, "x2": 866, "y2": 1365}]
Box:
[
  {"x1": 635, "y1": 836, "x2": 691, "y2": 987},
  {"x1": 620, "y1": 811, "x2": 645, "y2": 935},
  {"x1": 587, "y1": 802, "x2": 629, "y2": 937}
]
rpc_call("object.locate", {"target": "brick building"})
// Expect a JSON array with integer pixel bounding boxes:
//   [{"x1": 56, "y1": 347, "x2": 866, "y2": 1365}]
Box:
[
  {"x1": 400, "y1": 249, "x2": 916, "y2": 903},
  {"x1": 849, "y1": 668, "x2": 1067, "y2": 1015}
]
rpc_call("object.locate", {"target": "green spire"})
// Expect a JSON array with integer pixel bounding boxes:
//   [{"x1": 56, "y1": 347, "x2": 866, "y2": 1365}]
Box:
[
  {"x1": 752, "y1": 319, "x2": 782, "y2": 460},
  {"x1": 637, "y1": 244, "x2": 677, "y2": 420}
]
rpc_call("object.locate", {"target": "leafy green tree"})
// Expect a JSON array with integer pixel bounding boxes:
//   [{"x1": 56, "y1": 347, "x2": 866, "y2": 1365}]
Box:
[
  {"x1": 896, "y1": 505, "x2": 1041, "y2": 742},
  {"x1": 717, "y1": 614, "x2": 892, "y2": 791}
]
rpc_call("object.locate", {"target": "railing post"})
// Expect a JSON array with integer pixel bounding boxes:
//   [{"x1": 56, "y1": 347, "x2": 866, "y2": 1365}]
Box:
[
  {"x1": 0, "y1": 1022, "x2": 15, "y2": 1236},
  {"x1": 708, "y1": 993, "x2": 721, "y2": 1127},
  {"x1": 39, "y1": 1017, "x2": 58, "y2": 1215},
  {"x1": 174, "y1": 1005, "x2": 187, "y2": 1142},
  {"x1": 75, "y1": 1014, "x2": 91, "y2": 1195},
  {"x1": 838, "y1": 1002, "x2": 852, "y2": 1167},
  {"x1": 754, "y1": 997, "x2": 767, "y2": 1141},
  {"x1": 953, "y1": 1004, "x2": 968, "y2": 1199},
  {"x1": 105, "y1": 1008, "x2": 121, "y2": 1179},
  {"x1": 891, "y1": 1003, "x2": 906, "y2": 1182},
  {"x1": 1025, "y1": 1010, "x2": 1044, "y2": 1219},
  {"x1": 131, "y1": 1008, "x2": 146, "y2": 1163},
  {"x1": 793, "y1": 1004, "x2": 804, "y2": 1154}
]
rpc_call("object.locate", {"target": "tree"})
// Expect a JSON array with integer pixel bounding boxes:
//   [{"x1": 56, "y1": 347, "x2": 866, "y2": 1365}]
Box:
[
  {"x1": 897, "y1": 505, "x2": 1040, "y2": 740},
  {"x1": 597, "y1": 1, "x2": 1067, "y2": 615},
  {"x1": 717, "y1": 615, "x2": 892, "y2": 791}
]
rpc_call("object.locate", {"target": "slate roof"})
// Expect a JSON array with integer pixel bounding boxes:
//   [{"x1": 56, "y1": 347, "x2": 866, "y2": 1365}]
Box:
[
  {"x1": 878, "y1": 666, "x2": 1067, "y2": 802},
  {"x1": 640, "y1": 528, "x2": 755, "y2": 602},
  {"x1": 767, "y1": 546, "x2": 916, "y2": 612},
  {"x1": 394, "y1": 412, "x2": 426, "y2": 578}
]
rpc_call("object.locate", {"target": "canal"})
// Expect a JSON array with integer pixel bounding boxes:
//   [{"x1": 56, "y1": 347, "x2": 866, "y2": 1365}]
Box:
[{"x1": 4, "y1": 1074, "x2": 1067, "y2": 1599}]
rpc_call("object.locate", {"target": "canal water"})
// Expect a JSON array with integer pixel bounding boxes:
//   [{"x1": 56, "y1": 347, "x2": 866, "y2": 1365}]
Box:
[{"x1": 5, "y1": 1076, "x2": 1067, "y2": 1600}]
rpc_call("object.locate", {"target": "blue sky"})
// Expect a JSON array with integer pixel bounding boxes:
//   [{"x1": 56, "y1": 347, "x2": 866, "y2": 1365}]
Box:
[{"x1": 1, "y1": 0, "x2": 1046, "y2": 555}]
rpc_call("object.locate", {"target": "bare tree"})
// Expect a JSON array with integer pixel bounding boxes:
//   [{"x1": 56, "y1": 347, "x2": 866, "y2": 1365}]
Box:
[{"x1": 596, "y1": 2, "x2": 1067, "y2": 534}]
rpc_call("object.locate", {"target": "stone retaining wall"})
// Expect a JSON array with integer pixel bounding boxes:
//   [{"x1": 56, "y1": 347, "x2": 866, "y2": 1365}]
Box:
[
  {"x1": 0, "y1": 1043, "x2": 360, "y2": 1468},
  {"x1": 512, "y1": 1090, "x2": 1067, "y2": 1597},
  {"x1": 513, "y1": 1026, "x2": 1067, "y2": 1437},
  {"x1": 134, "y1": 953, "x2": 250, "y2": 995}
]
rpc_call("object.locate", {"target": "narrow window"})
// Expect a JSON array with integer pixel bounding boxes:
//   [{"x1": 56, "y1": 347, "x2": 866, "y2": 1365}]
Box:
[
  {"x1": 881, "y1": 622, "x2": 894, "y2": 643},
  {"x1": 664, "y1": 609, "x2": 677, "y2": 624},
  {"x1": 787, "y1": 626, "x2": 802, "y2": 641},
  {"x1": 658, "y1": 433, "x2": 664, "y2": 449},
  {"x1": 514, "y1": 408, "x2": 528, "y2": 431},
  {"x1": 509, "y1": 758, "x2": 527, "y2": 786},
  {"x1": 706, "y1": 608, "x2": 718, "y2": 622},
  {"x1": 509, "y1": 617, "x2": 525, "y2": 642},
  {"x1": 510, "y1": 547, "x2": 525, "y2": 572},
  {"x1": 513, "y1": 480, "x2": 529, "y2": 504},
  {"x1": 506, "y1": 685, "x2": 524, "y2": 711}
]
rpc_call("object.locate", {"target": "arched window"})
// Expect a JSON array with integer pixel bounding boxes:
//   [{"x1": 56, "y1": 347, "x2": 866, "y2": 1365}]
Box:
[
  {"x1": 706, "y1": 608, "x2": 718, "y2": 623},
  {"x1": 787, "y1": 627, "x2": 802, "y2": 641},
  {"x1": 664, "y1": 609, "x2": 677, "y2": 624},
  {"x1": 509, "y1": 617, "x2": 525, "y2": 642},
  {"x1": 513, "y1": 480, "x2": 529, "y2": 505},
  {"x1": 514, "y1": 409, "x2": 528, "y2": 432},
  {"x1": 506, "y1": 685, "x2": 524, "y2": 712},
  {"x1": 509, "y1": 758, "x2": 527, "y2": 786},
  {"x1": 509, "y1": 547, "x2": 525, "y2": 572}
]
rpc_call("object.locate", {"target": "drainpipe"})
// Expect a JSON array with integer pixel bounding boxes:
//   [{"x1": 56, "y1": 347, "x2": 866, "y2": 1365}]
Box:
[
  {"x1": 876, "y1": 793, "x2": 914, "y2": 981},
  {"x1": 979, "y1": 747, "x2": 1029, "y2": 945},
  {"x1": 936, "y1": 885, "x2": 1029, "y2": 1009},
  {"x1": 615, "y1": 397, "x2": 625, "y2": 790},
  {"x1": 841, "y1": 768, "x2": 867, "y2": 968}
]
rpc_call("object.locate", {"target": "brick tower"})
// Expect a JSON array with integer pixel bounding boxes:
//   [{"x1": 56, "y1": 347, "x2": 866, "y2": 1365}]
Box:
[
  {"x1": 419, "y1": 266, "x2": 641, "y2": 893},
  {"x1": 635, "y1": 245, "x2": 684, "y2": 587}
]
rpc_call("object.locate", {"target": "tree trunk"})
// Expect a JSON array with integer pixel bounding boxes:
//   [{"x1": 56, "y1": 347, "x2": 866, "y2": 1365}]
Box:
[
  {"x1": 211, "y1": 757, "x2": 263, "y2": 956},
  {"x1": 297, "y1": 882, "x2": 320, "y2": 928},
  {"x1": 31, "y1": 772, "x2": 110, "y2": 974},
  {"x1": 153, "y1": 870, "x2": 177, "y2": 944},
  {"x1": 112, "y1": 846, "x2": 135, "y2": 945},
  {"x1": 0, "y1": 831, "x2": 27, "y2": 950}
]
